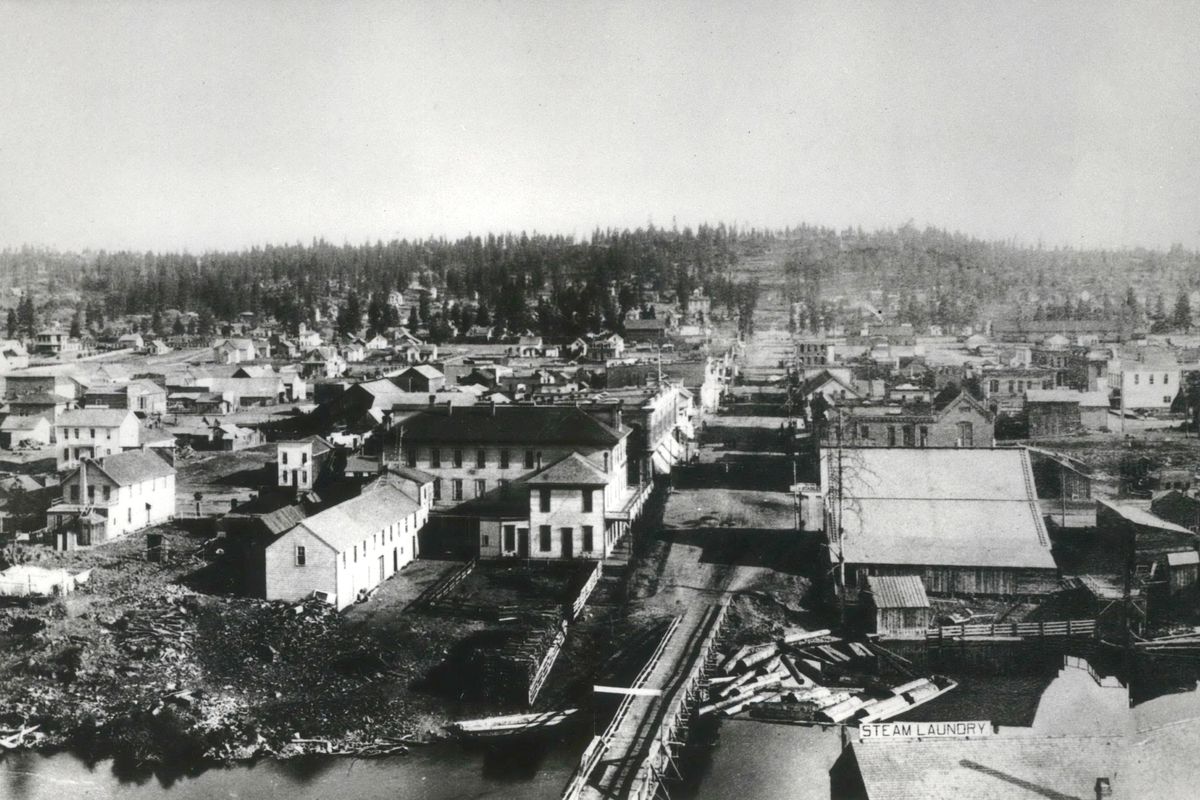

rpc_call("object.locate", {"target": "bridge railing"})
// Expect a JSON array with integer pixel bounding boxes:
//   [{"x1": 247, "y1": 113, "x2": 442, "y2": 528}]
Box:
[
  {"x1": 927, "y1": 618, "x2": 1096, "y2": 640},
  {"x1": 560, "y1": 613, "x2": 683, "y2": 800}
]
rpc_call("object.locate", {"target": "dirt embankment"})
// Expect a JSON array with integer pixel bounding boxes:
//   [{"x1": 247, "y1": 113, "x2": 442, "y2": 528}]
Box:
[{"x1": 0, "y1": 529, "x2": 516, "y2": 767}]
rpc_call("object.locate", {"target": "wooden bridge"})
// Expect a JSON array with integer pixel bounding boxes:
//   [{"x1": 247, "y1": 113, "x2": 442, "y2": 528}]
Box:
[{"x1": 562, "y1": 602, "x2": 729, "y2": 800}]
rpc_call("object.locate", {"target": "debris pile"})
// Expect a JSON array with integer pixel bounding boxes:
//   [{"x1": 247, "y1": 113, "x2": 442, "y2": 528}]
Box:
[
  {"x1": 701, "y1": 628, "x2": 956, "y2": 725},
  {"x1": 468, "y1": 610, "x2": 568, "y2": 705}
]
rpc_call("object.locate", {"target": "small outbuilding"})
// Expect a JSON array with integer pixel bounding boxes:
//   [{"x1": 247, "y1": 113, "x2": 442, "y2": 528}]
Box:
[
  {"x1": 1167, "y1": 550, "x2": 1199, "y2": 594},
  {"x1": 865, "y1": 575, "x2": 932, "y2": 640}
]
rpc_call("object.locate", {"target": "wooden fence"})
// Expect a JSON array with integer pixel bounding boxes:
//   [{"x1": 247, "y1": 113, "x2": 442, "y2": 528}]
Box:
[
  {"x1": 407, "y1": 558, "x2": 477, "y2": 611},
  {"x1": 569, "y1": 561, "x2": 603, "y2": 621},
  {"x1": 927, "y1": 618, "x2": 1097, "y2": 641}
]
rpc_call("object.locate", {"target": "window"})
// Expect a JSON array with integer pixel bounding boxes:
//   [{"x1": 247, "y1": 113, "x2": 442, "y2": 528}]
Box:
[
  {"x1": 430, "y1": 448, "x2": 441, "y2": 468},
  {"x1": 282, "y1": 451, "x2": 288, "y2": 465},
  {"x1": 301, "y1": 471, "x2": 308, "y2": 485},
  {"x1": 504, "y1": 525, "x2": 516, "y2": 551},
  {"x1": 859, "y1": 425, "x2": 870, "y2": 440},
  {"x1": 603, "y1": 453, "x2": 610, "y2": 473},
  {"x1": 87, "y1": 486, "x2": 95, "y2": 503},
  {"x1": 919, "y1": 426, "x2": 929, "y2": 447},
  {"x1": 475, "y1": 478, "x2": 486, "y2": 497},
  {"x1": 452, "y1": 479, "x2": 463, "y2": 500},
  {"x1": 453, "y1": 449, "x2": 463, "y2": 468},
  {"x1": 582, "y1": 525, "x2": 594, "y2": 552},
  {"x1": 989, "y1": 380, "x2": 999, "y2": 393},
  {"x1": 902, "y1": 426, "x2": 915, "y2": 447},
  {"x1": 301, "y1": 451, "x2": 308, "y2": 464},
  {"x1": 89, "y1": 428, "x2": 95, "y2": 438},
  {"x1": 1149, "y1": 374, "x2": 1155, "y2": 385},
  {"x1": 482, "y1": 534, "x2": 490, "y2": 547},
  {"x1": 1134, "y1": 374, "x2": 1140, "y2": 385},
  {"x1": 353, "y1": 545, "x2": 358, "y2": 562},
  {"x1": 70, "y1": 486, "x2": 79, "y2": 502},
  {"x1": 887, "y1": 426, "x2": 896, "y2": 447},
  {"x1": 295, "y1": 546, "x2": 306, "y2": 566},
  {"x1": 433, "y1": 478, "x2": 442, "y2": 501},
  {"x1": 1007, "y1": 381, "x2": 1014, "y2": 394},
  {"x1": 1165, "y1": 374, "x2": 1171, "y2": 384},
  {"x1": 524, "y1": 450, "x2": 535, "y2": 468},
  {"x1": 74, "y1": 428, "x2": 80, "y2": 439},
  {"x1": 539, "y1": 525, "x2": 552, "y2": 551},
  {"x1": 406, "y1": 448, "x2": 417, "y2": 468},
  {"x1": 583, "y1": 489, "x2": 593, "y2": 513},
  {"x1": 476, "y1": 449, "x2": 486, "y2": 468},
  {"x1": 957, "y1": 421, "x2": 974, "y2": 447},
  {"x1": 500, "y1": 449, "x2": 510, "y2": 469},
  {"x1": 539, "y1": 489, "x2": 551, "y2": 512}
]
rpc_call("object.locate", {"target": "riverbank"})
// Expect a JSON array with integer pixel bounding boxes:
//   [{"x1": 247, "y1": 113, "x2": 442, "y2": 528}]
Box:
[{"x1": 0, "y1": 525, "x2": 655, "y2": 770}]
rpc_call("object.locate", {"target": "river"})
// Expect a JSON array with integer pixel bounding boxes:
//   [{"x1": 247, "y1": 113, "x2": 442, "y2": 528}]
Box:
[
  {"x1": 5, "y1": 655, "x2": 1199, "y2": 799},
  {"x1": 0, "y1": 726, "x2": 591, "y2": 800}
]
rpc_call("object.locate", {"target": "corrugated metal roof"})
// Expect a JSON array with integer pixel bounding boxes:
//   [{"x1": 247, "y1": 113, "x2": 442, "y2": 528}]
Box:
[{"x1": 866, "y1": 575, "x2": 930, "y2": 608}]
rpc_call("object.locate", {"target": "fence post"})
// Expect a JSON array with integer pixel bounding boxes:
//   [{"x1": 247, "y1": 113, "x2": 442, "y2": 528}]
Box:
[
  {"x1": 1067, "y1": 619, "x2": 1073, "y2": 636},
  {"x1": 1039, "y1": 621, "x2": 1044, "y2": 638}
]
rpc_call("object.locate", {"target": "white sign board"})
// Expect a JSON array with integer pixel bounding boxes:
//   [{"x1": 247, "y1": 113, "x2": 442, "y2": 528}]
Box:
[{"x1": 859, "y1": 720, "x2": 993, "y2": 741}]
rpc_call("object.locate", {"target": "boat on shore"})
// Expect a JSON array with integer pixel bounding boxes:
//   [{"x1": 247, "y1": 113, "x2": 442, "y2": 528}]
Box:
[{"x1": 446, "y1": 708, "x2": 579, "y2": 738}]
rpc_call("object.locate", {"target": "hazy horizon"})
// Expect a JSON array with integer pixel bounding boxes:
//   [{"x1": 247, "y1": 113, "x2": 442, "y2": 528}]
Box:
[{"x1": 3, "y1": 0, "x2": 1199, "y2": 253}]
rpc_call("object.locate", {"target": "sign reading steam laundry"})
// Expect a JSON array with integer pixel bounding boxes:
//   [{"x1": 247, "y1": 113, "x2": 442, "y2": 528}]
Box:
[{"x1": 859, "y1": 720, "x2": 994, "y2": 741}]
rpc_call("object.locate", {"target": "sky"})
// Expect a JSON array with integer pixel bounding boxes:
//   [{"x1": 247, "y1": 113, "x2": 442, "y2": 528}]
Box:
[{"x1": 1, "y1": 0, "x2": 1198, "y2": 252}]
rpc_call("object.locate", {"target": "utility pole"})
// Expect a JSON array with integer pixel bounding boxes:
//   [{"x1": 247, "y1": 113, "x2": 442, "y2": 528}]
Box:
[{"x1": 835, "y1": 415, "x2": 847, "y2": 628}]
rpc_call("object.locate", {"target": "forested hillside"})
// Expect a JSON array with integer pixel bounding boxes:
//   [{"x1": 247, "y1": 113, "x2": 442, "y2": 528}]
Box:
[{"x1": 2, "y1": 222, "x2": 1198, "y2": 337}]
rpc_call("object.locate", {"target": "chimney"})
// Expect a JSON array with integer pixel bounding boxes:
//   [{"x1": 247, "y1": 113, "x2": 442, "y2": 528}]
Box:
[{"x1": 1094, "y1": 777, "x2": 1111, "y2": 799}]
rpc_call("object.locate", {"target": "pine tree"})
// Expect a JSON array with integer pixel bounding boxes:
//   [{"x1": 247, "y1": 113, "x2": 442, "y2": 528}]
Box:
[
  {"x1": 1174, "y1": 291, "x2": 1192, "y2": 330},
  {"x1": 5, "y1": 309, "x2": 16, "y2": 338}
]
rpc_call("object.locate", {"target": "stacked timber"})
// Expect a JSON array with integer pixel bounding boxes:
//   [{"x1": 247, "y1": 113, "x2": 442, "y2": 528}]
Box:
[{"x1": 706, "y1": 628, "x2": 957, "y2": 726}]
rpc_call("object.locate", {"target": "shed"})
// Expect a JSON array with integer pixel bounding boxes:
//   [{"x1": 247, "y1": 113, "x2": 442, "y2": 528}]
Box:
[
  {"x1": 1166, "y1": 550, "x2": 1199, "y2": 594},
  {"x1": 866, "y1": 575, "x2": 931, "y2": 640}
]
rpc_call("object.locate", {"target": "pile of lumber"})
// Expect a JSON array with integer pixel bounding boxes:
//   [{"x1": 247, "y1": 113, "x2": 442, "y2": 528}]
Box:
[{"x1": 699, "y1": 629, "x2": 869, "y2": 720}]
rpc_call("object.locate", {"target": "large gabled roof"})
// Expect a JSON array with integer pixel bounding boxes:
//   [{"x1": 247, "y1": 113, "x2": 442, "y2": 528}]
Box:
[
  {"x1": 73, "y1": 449, "x2": 175, "y2": 487},
  {"x1": 525, "y1": 452, "x2": 609, "y2": 487},
  {"x1": 56, "y1": 408, "x2": 135, "y2": 428},
  {"x1": 824, "y1": 447, "x2": 1055, "y2": 571},
  {"x1": 397, "y1": 405, "x2": 627, "y2": 447},
  {"x1": 293, "y1": 482, "x2": 421, "y2": 553}
]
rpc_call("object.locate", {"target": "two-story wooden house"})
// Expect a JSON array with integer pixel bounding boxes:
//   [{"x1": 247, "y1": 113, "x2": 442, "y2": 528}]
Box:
[
  {"x1": 47, "y1": 449, "x2": 176, "y2": 550},
  {"x1": 54, "y1": 408, "x2": 141, "y2": 470}
]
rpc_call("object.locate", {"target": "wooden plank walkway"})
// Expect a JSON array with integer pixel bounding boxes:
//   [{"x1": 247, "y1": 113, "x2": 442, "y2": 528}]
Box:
[{"x1": 566, "y1": 603, "x2": 725, "y2": 800}]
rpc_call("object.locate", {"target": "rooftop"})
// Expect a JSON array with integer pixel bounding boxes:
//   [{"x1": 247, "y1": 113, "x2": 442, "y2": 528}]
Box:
[
  {"x1": 56, "y1": 408, "x2": 134, "y2": 427},
  {"x1": 396, "y1": 405, "x2": 627, "y2": 447},
  {"x1": 76, "y1": 449, "x2": 175, "y2": 486},
  {"x1": 295, "y1": 482, "x2": 422, "y2": 553},
  {"x1": 525, "y1": 452, "x2": 610, "y2": 487},
  {"x1": 824, "y1": 447, "x2": 1055, "y2": 570},
  {"x1": 866, "y1": 575, "x2": 930, "y2": 608}
]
